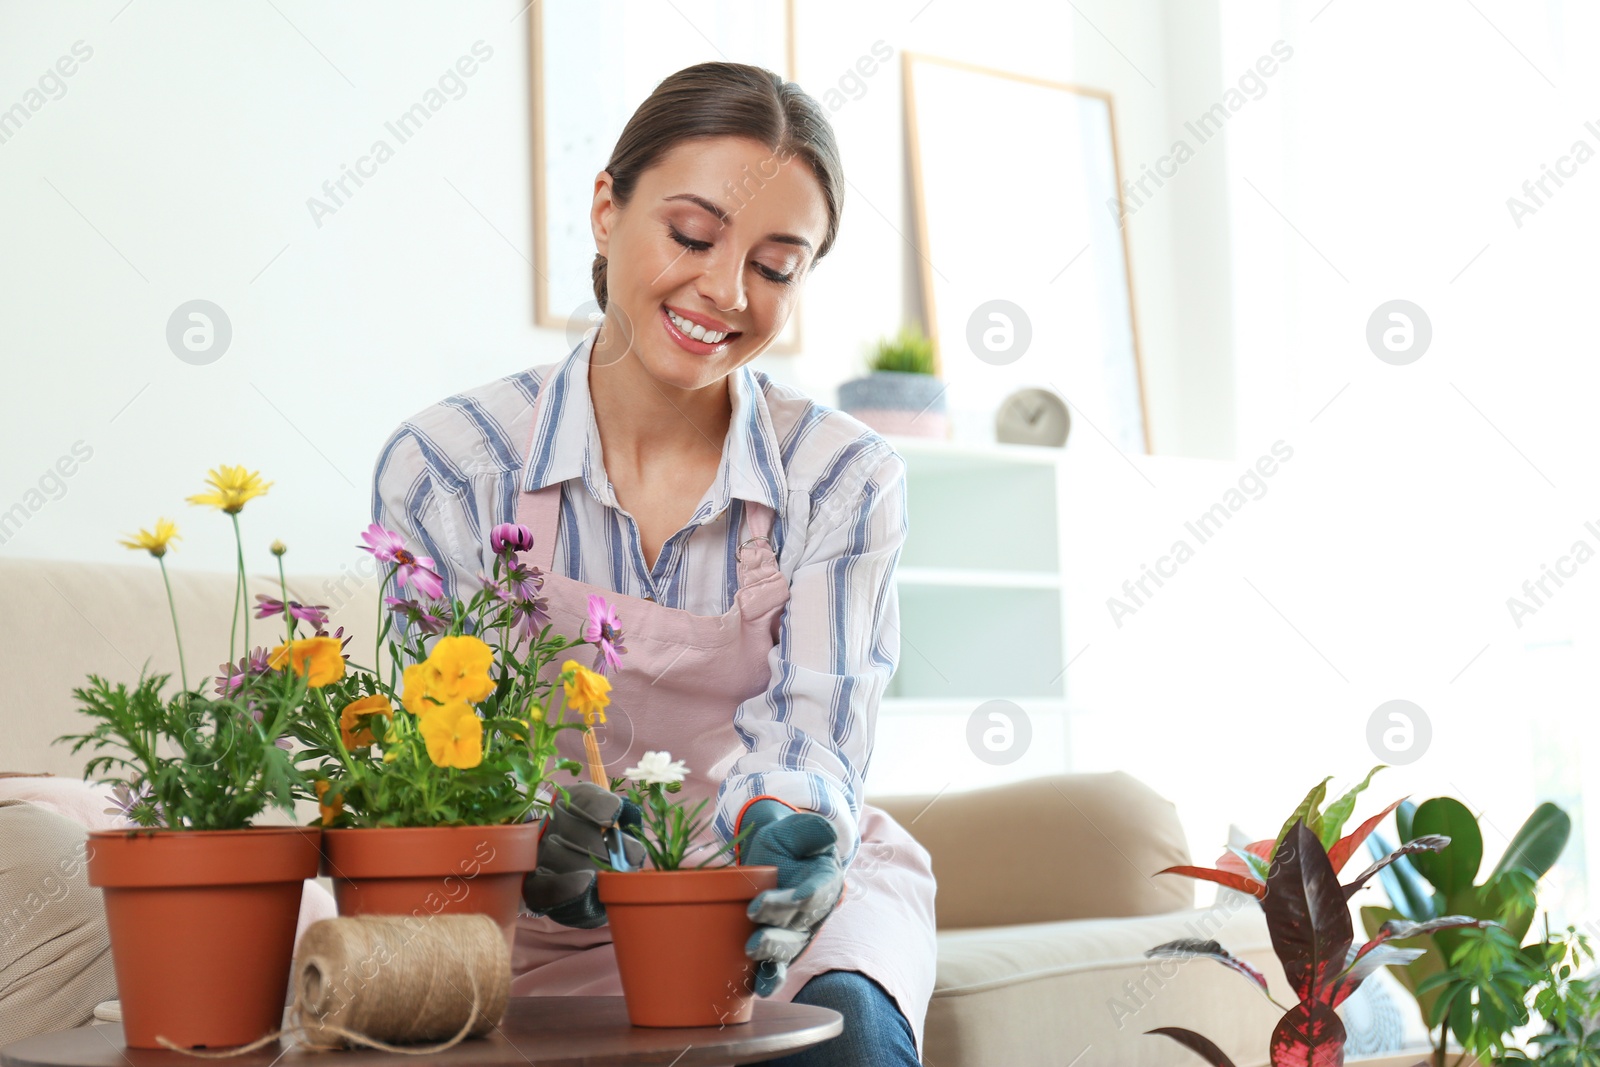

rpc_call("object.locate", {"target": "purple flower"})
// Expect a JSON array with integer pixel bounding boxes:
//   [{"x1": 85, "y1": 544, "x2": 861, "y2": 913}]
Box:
[
  {"x1": 254, "y1": 594, "x2": 330, "y2": 630},
  {"x1": 585, "y1": 595, "x2": 627, "y2": 674},
  {"x1": 490, "y1": 522, "x2": 535, "y2": 555},
  {"x1": 104, "y1": 780, "x2": 163, "y2": 826},
  {"x1": 482, "y1": 566, "x2": 550, "y2": 644},
  {"x1": 316, "y1": 624, "x2": 354, "y2": 659},
  {"x1": 215, "y1": 647, "x2": 272, "y2": 697},
  {"x1": 359, "y1": 522, "x2": 444, "y2": 599},
  {"x1": 385, "y1": 596, "x2": 450, "y2": 636}
]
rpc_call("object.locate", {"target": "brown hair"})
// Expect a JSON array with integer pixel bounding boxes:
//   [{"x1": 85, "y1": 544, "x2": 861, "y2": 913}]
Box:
[{"x1": 591, "y1": 61, "x2": 844, "y2": 310}]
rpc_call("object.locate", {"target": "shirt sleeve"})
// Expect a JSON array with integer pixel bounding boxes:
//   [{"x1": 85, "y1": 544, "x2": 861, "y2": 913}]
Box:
[
  {"x1": 713, "y1": 442, "x2": 908, "y2": 861},
  {"x1": 370, "y1": 421, "x2": 484, "y2": 653}
]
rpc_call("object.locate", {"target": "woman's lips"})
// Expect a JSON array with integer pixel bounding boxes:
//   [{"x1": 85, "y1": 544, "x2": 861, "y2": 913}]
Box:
[{"x1": 660, "y1": 305, "x2": 739, "y2": 355}]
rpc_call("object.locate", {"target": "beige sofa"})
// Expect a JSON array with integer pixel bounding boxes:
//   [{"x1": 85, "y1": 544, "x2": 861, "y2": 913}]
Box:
[{"x1": 2, "y1": 555, "x2": 1300, "y2": 1064}]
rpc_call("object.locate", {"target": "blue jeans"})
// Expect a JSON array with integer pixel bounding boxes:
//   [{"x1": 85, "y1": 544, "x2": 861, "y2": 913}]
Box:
[{"x1": 758, "y1": 970, "x2": 920, "y2": 1066}]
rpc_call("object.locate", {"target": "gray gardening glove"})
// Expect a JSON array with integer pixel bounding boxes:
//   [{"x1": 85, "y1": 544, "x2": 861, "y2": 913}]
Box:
[
  {"x1": 740, "y1": 799, "x2": 846, "y2": 996},
  {"x1": 521, "y1": 782, "x2": 645, "y2": 929}
]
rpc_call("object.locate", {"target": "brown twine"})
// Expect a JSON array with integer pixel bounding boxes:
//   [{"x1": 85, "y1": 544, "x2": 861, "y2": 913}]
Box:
[{"x1": 154, "y1": 914, "x2": 511, "y2": 1057}]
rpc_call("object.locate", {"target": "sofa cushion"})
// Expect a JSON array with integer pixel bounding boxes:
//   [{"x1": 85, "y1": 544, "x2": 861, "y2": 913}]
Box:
[
  {"x1": 873, "y1": 772, "x2": 1195, "y2": 929},
  {"x1": 0, "y1": 801, "x2": 117, "y2": 1045},
  {"x1": 924, "y1": 902, "x2": 1287, "y2": 1067}
]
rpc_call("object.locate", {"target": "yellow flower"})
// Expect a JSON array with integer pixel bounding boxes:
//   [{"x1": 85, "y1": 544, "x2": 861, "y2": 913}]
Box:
[
  {"x1": 269, "y1": 637, "x2": 346, "y2": 687},
  {"x1": 187, "y1": 465, "x2": 273, "y2": 514},
  {"x1": 314, "y1": 780, "x2": 344, "y2": 826},
  {"x1": 525, "y1": 699, "x2": 545, "y2": 724},
  {"x1": 427, "y1": 636, "x2": 496, "y2": 702},
  {"x1": 420, "y1": 701, "x2": 483, "y2": 769},
  {"x1": 119, "y1": 518, "x2": 180, "y2": 558},
  {"x1": 339, "y1": 694, "x2": 392, "y2": 749},
  {"x1": 401, "y1": 636, "x2": 495, "y2": 716},
  {"x1": 562, "y1": 660, "x2": 610, "y2": 724}
]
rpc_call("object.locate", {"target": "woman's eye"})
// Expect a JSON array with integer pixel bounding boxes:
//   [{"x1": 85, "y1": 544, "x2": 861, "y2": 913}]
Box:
[
  {"x1": 756, "y1": 263, "x2": 795, "y2": 285},
  {"x1": 668, "y1": 225, "x2": 711, "y2": 252}
]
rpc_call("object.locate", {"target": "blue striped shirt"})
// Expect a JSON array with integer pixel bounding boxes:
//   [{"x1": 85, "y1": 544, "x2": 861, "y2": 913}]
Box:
[{"x1": 371, "y1": 333, "x2": 908, "y2": 856}]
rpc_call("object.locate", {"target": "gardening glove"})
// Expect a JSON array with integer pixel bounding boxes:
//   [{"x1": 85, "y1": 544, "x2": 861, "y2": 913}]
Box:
[
  {"x1": 740, "y1": 799, "x2": 846, "y2": 997},
  {"x1": 521, "y1": 782, "x2": 646, "y2": 929}
]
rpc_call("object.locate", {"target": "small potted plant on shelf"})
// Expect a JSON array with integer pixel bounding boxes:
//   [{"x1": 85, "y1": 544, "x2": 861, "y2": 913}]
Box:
[
  {"x1": 1362, "y1": 796, "x2": 1595, "y2": 1065},
  {"x1": 292, "y1": 520, "x2": 619, "y2": 945},
  {"x1": 1144, "y1": 769, "x2": 1491, "y2": 1067},
  {"x1": 597, "y1": 751, "x2": 775, "y2": 1028},
  {"x1": 837, "y1": 325, "x2": 946, "y2": 438},
  {"x1": 57, "y1": 466, "x2": 321, "y2": 1050}
]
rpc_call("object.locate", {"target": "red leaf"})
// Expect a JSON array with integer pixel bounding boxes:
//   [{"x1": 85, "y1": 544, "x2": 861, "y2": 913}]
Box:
[
  {"x1": 1262, "y1": 821, "x2": 1353, "y2": 1003},
  {"x1": 1327, "y1": 797, "x2": 1404, "y2": 874},
  {"x1": 1216, "y1": 839, "x2": 1275, "y2": 877},
  {"x1": 1269, "y1": 1000, "x2": 1346, "y2": 1067},
  {"x1": 1148, "y1": 1026, "x2": 1241, "y2": 1067},
  {"x1": 1158, "y1": 865, "x2": 1268, "y2": 900}
]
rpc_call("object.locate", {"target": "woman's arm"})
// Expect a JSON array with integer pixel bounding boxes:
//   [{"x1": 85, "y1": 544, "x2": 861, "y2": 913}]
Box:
[
  {"x1": 371, "y1": 420, "x2": 486, "y2": 638},
  {"x1": 713, "y1": 442, "x2": 908, "y2": 861}
]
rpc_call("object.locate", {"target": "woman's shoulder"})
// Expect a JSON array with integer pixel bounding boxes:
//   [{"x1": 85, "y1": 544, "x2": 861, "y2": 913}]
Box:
[
  {"x1": 376, "y1": 364, "x2": 555, "y2": 479},
  {"x1": 747, "y1": 369, "x2": 906, "y2": 497}
]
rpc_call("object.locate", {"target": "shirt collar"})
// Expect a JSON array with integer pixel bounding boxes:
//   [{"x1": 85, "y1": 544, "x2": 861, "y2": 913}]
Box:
[{"x1": 522, "y1": 330, "x2": 786, "y2": 520}]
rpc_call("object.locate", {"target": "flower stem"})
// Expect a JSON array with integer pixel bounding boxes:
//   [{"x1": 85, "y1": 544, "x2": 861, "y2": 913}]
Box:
[
  {"x1": 226, "y1": 512, "x2": 246, "y2": 665},
  {"x1": 275, "y1": 555, "x2": 294, "y2": 645},
  {"x1": 157, "y1": 556, "x2": 190, "y2": 694}
]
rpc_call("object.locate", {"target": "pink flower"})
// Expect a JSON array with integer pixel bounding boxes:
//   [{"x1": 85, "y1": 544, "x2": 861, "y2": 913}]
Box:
[
  {"x1": 490, "y1": 522, "x2": 535, "y2": 555},
  {"x1": 215, "y1": 647, "x2": 272, "y2": 697},
  {"x1": 254, "y1": 594, "x2": 329, "y2": 630},
  {"x1": 585, "y1": 595, "x2": 627, "y2": 674},
  {"x1": 358, "y1": 523, "x2": 444, "y2": 599},
  {"x1": 358, "y1": 523, "x2": 406, "y2": 563},
  {"x1": 385, "y1": 596, "x2": 451, "y2": 636}
]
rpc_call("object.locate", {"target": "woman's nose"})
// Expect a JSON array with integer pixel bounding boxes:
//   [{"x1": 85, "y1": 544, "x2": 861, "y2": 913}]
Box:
[{"x1": 698, "y1": 249, "x2": 747, "y2": 315}]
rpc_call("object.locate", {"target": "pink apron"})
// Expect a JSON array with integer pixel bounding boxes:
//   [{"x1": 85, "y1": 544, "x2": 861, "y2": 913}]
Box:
[{"x1": 506, "y1": 374, "x2": 938, "y2": 1050}]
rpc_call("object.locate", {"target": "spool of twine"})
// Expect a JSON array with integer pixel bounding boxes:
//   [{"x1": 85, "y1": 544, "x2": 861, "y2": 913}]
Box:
[{"x1": 156, "y1": 914, "x2": 510, "y2": 1057}]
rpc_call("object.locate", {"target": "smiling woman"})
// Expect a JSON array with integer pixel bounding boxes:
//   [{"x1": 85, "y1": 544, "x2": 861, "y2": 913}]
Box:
[{"x1": 371, "y1": 61, "x2": 934, "y2": 1066}]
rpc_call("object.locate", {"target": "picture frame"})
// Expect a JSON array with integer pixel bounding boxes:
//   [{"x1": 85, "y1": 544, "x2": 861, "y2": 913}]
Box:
[{"x1": 902, "y1": 52, "x2": 1149, "y2": 453}]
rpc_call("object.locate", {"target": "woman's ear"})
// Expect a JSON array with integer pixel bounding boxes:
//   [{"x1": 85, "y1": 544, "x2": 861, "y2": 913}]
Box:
[{"x1": 591, "y1": 170, "x2": 618, "y2": 259}]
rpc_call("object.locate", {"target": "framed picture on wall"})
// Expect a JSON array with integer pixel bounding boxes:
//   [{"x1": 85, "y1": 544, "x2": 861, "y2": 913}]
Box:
[
  {"x1": 903, "y1": 52, "x2": 1149, "y2": 453},
  {"x1": 531, "y1": 0, "x2": 803, "y2": 354}
]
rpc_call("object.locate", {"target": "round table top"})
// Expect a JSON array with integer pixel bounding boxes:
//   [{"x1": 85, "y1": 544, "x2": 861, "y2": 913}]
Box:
[{"x1": 1, "y1": 997, "x2": 844, "y2": 1067}]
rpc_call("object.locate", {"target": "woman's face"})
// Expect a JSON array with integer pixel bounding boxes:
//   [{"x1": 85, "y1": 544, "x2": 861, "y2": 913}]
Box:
[{"x1": 590, "y1": 135, "x2": 830, "y2": 392}]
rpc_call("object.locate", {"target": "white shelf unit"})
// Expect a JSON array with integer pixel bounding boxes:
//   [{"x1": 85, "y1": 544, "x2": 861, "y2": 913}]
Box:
[{"x1": 870, "y1": 436, "x2": 1072, "y2": 795}]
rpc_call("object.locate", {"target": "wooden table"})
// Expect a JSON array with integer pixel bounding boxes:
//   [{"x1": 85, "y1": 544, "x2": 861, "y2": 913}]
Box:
[{"x1": 0, "y1": 997, "x2": 844, "y2": 1067}]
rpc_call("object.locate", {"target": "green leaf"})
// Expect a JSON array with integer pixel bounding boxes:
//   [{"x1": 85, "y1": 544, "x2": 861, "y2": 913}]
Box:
[
  {"x1": 1321, "y1": 765, "x2": 1385, "y2": 849},
  {"x1": 1274, "y1": 776, "x2": 1333, "y2": 854},
  {"x1": 1397, "y1": 798, "x2": 1417, "y2": 843},
  {"x1": 1489, "y1": 801, "x2": 1571, "y2": 885},
  {"x1": 1409, "y1": 798, "x2": 1482, "y2": 894}
]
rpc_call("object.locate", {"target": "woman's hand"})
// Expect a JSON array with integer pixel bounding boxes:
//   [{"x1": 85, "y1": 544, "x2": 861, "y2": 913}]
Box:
[
  {"x1": 521, "y1": 782, "x2": 646, "y2": 928},
  {"x1": 739, "y1": 799, "x2": 846, "y2": 996}
]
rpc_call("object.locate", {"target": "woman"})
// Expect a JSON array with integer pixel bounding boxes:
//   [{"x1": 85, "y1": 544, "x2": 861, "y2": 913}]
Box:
[{"x1": 373, "y1": 62, "x2": 935, "y2": 1064}]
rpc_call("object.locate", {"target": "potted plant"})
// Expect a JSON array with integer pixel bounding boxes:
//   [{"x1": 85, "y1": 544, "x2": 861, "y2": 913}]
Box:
[
  {"x1": 837, "y1": 325, "x2": 947, "y2": 438},
  {"x1": 57, "y1": 466, "x2": 321, "y2": 1050},
  {"x1": 1145, "y1": 770, "x2": 1490, "y2": 1067},
  {"x1": 596, "y1": 751, "x2": 776, "y2": 1027},
  {"x1": 1362, "y1": 797, "x2": 1597, "y2": 1065},
  {"x1": 291, "y1": 520, "x2": 619, "y2": 946}
]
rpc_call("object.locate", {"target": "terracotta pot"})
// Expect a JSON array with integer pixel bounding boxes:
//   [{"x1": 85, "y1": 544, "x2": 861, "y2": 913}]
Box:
[
  {"x1": 599, "y1": 865, "x2": 779, "y2": 1027},
  {"x1": 320, "y1": 824, "x2": 538, "y2": 946},
  {"x1": 86, "y1": 826, "x2": 321, "y2": 1050}
]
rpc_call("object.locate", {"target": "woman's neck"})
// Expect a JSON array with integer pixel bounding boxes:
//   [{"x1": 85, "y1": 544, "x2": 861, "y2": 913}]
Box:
[{"x1": 587, "y1": 326, "x2": 731, "y2": 478}]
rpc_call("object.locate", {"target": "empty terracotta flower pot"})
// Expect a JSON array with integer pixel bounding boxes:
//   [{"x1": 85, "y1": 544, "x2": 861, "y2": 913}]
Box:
[
  {"x1": 320, "y1": 824, "x2": 538, "y2": 948},
  {"x1": 599, "y1": 865, "x2": 778, "y2": 1027},
  {"x1": 86, "y1": 826, "x2": 321, "y2": 1050}
]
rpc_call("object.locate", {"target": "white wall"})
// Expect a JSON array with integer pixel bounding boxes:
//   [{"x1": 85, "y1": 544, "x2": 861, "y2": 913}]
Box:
[{"x1": 0, "y1": 0, "x2": 1236, "y2": 582}]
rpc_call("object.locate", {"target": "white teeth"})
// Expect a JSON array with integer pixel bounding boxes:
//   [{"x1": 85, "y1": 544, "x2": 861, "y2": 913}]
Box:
[{"x1": 667, "y1": 309, "x2": 729, "y2": 344}]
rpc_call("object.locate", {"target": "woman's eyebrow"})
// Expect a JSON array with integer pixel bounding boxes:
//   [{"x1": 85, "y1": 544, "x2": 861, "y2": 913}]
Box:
[{"x1": 663, "y1": 193, "x2": 814, "y2": 253}]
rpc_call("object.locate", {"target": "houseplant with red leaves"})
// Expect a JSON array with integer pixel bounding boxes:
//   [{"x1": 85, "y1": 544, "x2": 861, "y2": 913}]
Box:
[{"x1": 1145, "y1": 770, "x2": 1493, "y2": 1067}]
